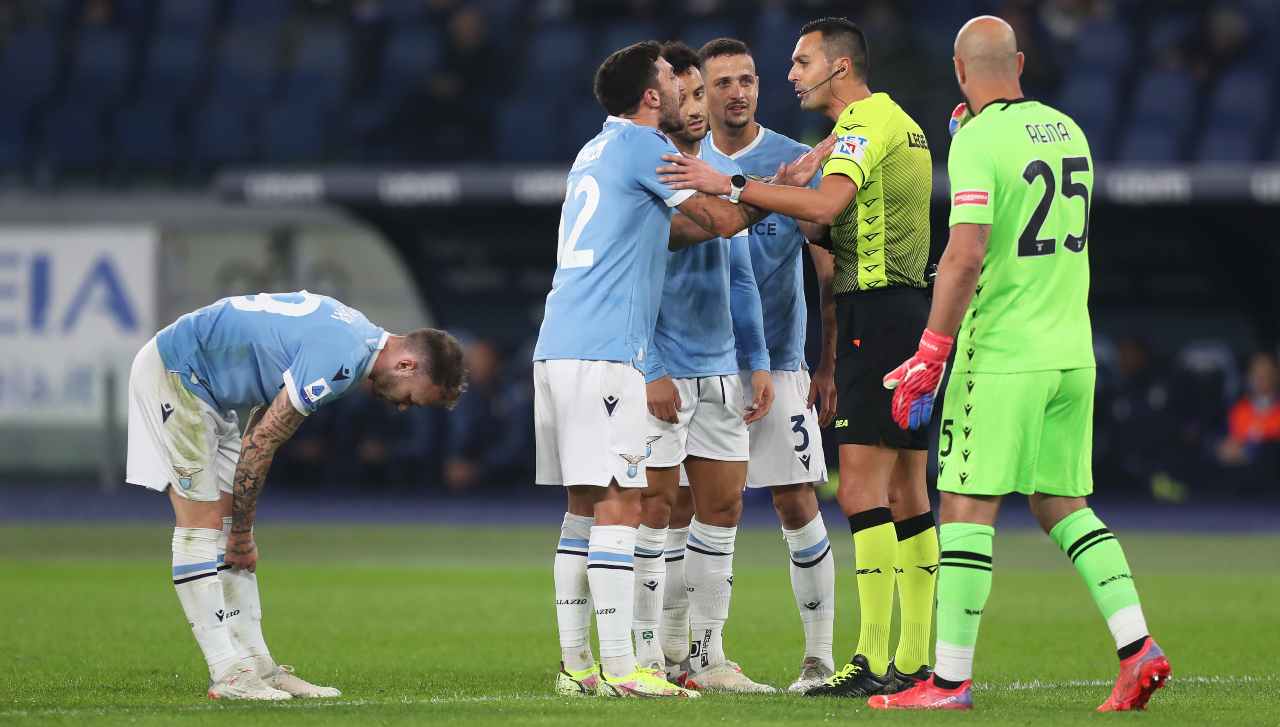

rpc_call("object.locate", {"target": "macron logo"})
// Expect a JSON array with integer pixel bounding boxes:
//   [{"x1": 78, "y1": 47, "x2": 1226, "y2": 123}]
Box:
[{"x1": 954, "y1": 190, "x2": 989, "y2": 207}]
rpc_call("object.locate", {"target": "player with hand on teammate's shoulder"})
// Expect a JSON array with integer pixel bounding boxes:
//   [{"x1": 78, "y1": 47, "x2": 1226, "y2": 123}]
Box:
[
  {"x1": 536, "y1": 40, "x2": 792, "y2": 700},
  {"x1": 873, "y1": 15, "x2": 1170, "y2": 713},
  {"x1": 126, "y1": 291, "x2": 466, "y2": 700},
  {"x1": 664, "y1": 16, "x2": 941, "y2": 700}
]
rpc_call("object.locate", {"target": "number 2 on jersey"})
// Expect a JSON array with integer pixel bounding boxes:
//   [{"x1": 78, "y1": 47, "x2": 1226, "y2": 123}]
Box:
[
  {"x1": 1018, "y1": 156, "x2": 1090, "y2": 257},
  {"x1": 556, "y1": 175, "x2": 599, "y2": 269}
]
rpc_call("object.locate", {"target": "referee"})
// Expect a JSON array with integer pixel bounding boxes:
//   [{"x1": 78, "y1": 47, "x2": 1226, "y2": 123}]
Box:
[{"x1": 658, "y1": 16, "x2": 935, "y2": 698}]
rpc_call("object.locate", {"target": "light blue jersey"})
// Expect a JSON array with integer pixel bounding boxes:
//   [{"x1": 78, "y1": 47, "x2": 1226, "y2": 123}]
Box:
[
  {"x1": 645, "y1": 143, "x2": 767, "y2": 382},
  {"x1": 708, "y1": 127, "x2": 814, "y2": 372},
  {"x1": 533, "y1": 116, "x2": 694, "y2": 367},
  {"x1": 155, "y1": 291, "x2": 387, "y2": 415}
]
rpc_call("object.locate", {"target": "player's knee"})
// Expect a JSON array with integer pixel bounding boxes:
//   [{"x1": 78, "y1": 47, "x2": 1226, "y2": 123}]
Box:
[
  {"x1": 694, "y1": 489, "x2": 742, "y2": 527},
  {"x1": 772, "y1": 486, "x2": 818, "y2": 529},
  {"x1": 1029, "y1": 494, "x2": 1087, "y2": 534},
  {"x1": 670, "y1": 493, "x2": 695, "y2": 528},
  {"x1": 640, "y1": 491, "x2": 673, "y2": 526}
]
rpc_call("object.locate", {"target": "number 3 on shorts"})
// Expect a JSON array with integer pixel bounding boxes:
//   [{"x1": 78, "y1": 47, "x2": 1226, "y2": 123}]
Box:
[{"x1": 791, "y1": 414, "x2": 810, "y2": 453}]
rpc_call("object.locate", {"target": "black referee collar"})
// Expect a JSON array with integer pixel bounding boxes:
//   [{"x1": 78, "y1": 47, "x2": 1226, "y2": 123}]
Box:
[{"x1": 977, "y1": 97, "x2": 1035, "y2": 114}]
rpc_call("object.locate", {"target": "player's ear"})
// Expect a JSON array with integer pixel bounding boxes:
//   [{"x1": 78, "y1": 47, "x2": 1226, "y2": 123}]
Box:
[
  {"x1": 1015, "y1": 51, "x2": 1025, "y2": 78},
  {"x1": 643, "y1": 85, "x2": 661, "y2": 109},
  {"x1": 954, "y1": 56, "x2": 965, "y2": 86},
  {"x1": 396, "y1": 357, "x2": 419, "y2": 373}
]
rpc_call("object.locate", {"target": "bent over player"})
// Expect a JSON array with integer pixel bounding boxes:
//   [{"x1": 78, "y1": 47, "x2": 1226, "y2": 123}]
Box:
[
  {"x1": 126, "y1": 291, "x2": 466, "y2": 700},
  {"x1": 873, "y1": 16, "x2": 1169, "y2": 712}
]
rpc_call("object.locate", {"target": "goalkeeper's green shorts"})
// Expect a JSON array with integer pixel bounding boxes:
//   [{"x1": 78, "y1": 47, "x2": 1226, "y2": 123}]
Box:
[{"x1": 935, "y1": 368, "x2": 1094, "y2": 498}]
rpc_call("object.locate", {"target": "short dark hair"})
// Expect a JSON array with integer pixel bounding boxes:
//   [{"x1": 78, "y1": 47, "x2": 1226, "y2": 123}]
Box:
[
  {"x1": 799, "y1": 17, "x2": 869, "y2": 80},
  {"x1": 405, "y1": 328, "x2": 468, "y2": 410},
  {"x1": 698, "y1": 37, "x2": 751, "y2": 66},
  {"x1": 593, "y1": 40, "x2": 661, "y2": 116},
  {"x1": 660, "y1": 40, "x2": 701, "y2": 75}
]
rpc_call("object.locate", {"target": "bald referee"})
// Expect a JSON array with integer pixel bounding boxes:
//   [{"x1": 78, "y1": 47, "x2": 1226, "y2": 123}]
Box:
[{"x1": 660, "y1": 16, "x2": 936, "y2": 698}]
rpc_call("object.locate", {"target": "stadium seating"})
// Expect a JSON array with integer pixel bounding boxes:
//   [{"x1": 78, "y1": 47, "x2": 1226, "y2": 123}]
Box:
[
  {"x1": 1056, "y1": 73, "x2": 1119, "y2": 163},
  {"x1": 1119, "y1": 70, "x2": 1197, "y2": 162},
  {"x1": 0, "y1": 28, "x2": 60, "y2": 170},
  {"x1": 1200, "y1": 69, "x2": 1272, "y2": 162},
  {"x1": 0, "y1": 1, "x2": 1277, "y2": 179},
  {"x1": 1071, "y1": 20, "x2": 1134, "y2": 76}
]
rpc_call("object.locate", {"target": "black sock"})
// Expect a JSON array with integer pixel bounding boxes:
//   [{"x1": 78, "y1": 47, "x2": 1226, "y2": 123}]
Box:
[
  {"x1": 932, "y1": 674, "x2": 965, "y2": 690},
  {"x1": 1116, "y1": 635, "x2": 1149, "y2": 661}
]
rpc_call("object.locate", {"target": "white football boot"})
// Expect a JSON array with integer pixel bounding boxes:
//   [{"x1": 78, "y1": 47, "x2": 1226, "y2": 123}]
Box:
[
  {"x1": 685, "y1": 661, "x2": 777, "y2": 693},
  {"x1": 261, "y1": 664, "x2": 342, "y2": 698},
  {"x1": 207, "y1": 662, "x2": 292, "y2": 701},
  {"x1": 787, "y1": 656, "x2": 835, "y2": 693}
]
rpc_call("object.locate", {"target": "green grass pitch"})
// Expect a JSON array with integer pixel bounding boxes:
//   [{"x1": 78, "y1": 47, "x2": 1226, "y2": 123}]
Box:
[{"x1": 1, "y1": 522, "x2": 1277, "y2": 725}]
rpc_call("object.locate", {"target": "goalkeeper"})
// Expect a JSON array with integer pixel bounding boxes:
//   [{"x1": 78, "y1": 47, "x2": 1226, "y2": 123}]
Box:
[{"x1": 873, "y1": 16, "x2": 1169, "y2": 713}]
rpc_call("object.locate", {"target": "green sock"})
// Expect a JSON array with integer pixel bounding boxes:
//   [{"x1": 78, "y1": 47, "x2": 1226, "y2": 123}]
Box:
[
  {"x1": 1049, "y1": 508, "x2": 1149, "y2": 651},
  {"x1": 849, "y1": 507, "x2": 896, "y2": 677},
  {"x1": 892, "y1": 512, "x2": 938, "y2": 675},
  {"x1": 934, "y1": 522, "x2": 994, "y2": 683}
]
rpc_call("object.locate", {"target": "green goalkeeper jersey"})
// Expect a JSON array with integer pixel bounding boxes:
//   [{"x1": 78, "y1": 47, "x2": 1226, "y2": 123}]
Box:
[{"x1": 947, "y1": 98, "x2": 1095, "y2": 374}]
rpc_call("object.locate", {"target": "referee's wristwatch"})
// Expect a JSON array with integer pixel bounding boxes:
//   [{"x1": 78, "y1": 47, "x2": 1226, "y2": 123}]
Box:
[{"x1": 728, "y1": 173, "x2": 747, "y2": 204}]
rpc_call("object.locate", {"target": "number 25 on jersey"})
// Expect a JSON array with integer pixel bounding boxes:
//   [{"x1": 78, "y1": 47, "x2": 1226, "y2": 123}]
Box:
[{"x1": 1018, "y1": 156, "x2": 1090, "y2": 257}]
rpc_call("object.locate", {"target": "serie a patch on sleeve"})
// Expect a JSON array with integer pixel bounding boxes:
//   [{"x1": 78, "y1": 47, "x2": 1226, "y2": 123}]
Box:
[
  {"x1": 953, "y1": 189, "x2": 990, "y2": 206},
  {"x1": 302, "y1": 378, "x2": 332, "y2": 406},
  {"x1": 834, "y1": 134, "x2": 869, "y2": 162}
]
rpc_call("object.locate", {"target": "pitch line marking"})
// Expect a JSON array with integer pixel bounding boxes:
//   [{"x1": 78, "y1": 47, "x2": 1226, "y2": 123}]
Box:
[{"x1": 0, "y1": 675, "x2": 1274, "y2": 718}]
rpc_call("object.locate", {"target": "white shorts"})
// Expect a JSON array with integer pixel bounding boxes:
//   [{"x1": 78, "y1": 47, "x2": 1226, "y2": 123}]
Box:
[
  {"x1": 534, "y1": 359, "x2": 652, "y2": 488},
  {"x1": 647, "y1": 374, "x2": 749, "y2": 470},
  {"x1": 742, "y1": 369, "x2": 828, "y2": 488},
  {"x1": 125, "y1": 338, "x2": 241, "y2": 502}
]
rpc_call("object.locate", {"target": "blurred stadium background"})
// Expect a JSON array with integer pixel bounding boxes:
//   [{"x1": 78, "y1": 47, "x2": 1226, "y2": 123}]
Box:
[
  {"x1": 2, "y1": 0, "x2": 1278, "y2": 508},
  {"x1": 2, "y1": 0, "x2": 1279, "y2": 722}
]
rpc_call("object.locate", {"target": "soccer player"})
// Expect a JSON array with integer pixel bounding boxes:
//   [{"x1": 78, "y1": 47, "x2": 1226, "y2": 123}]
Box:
[
  {"x1": 659, "y1": 17, "x2": 939, "y2": 698},
  {"x1": 629, "y1": 40, "x2": 783, "y2": 694},
  {"x1": 694, "y1": 35, "x2": 841, "y2": 693},
  {"x1": 536, "y1": 41, "x2": 797, "y2": 699},
  {"x1": 871, "y1": 16, "x2": 1170, "y2": 712},
  {"x1": 125, "y1": 291, "x2": 466, "y2": 700}
]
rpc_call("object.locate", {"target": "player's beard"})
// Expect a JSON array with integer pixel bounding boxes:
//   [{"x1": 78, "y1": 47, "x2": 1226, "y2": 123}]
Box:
[
  {"x1": 657, "y1": 88, "x2": 685, "y2": 135},
  {"x1": 671, "y1": 114, "x2": 707, "y2": 146},
  {"x1": 722, "y1": 101, "x2": 752, "y2": 129}
]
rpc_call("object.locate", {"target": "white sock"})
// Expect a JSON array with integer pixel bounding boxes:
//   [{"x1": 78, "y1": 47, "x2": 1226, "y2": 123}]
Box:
[
  {"x1": 172, "y1": 527, "x2": 239, "y2": 680},
  {"x1": 935, "y1": 640, "x2": 975, "y2": 682},
  {"x1": 685, "y1": 518, "x2": 736, "y2": 673},
  {"x1": 782, "y1": 514, "x2": 835, "y2": 671},
  {"x1": 1107, "y1": 604, "x2": 1150, "y2": 651},
  {"x1": 587, "y1": 525, "x2": 638, "y2": 679},
  {"x1": 632, "y1": 525, "x2": 668, "y2": 669},
  {"x1": 553, "y1": 513, "x2": 594, "y2": 672},
  {"x1": 220, "y1": 517, "x2": 274, "y2": 675},
  {"x1": 660, "y1": 526, "x2": 690, "y2": 663}
]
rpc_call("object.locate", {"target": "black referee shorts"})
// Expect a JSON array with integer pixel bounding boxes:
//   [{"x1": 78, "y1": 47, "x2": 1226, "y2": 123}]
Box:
[{"x1": 834, "y1": 286, "x2": 930, "y2": 450}]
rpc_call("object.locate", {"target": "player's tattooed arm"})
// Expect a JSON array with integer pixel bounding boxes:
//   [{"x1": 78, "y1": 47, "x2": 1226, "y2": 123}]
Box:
[
  {"x1": 669, "y1": 200, "x2": 769, "y2": 250},
  {"x1": 672, "y1": 192, "x2": 758, "y2": 241},
  {"x1": 661, "y1": 154, "x2": 855, "y2": 226},
  {"x1": 226, "y1": 387, "x2": 305, "y2": 571},
  {"x1": 925, "y1": 223, "x2": 991, "y2": 336}
]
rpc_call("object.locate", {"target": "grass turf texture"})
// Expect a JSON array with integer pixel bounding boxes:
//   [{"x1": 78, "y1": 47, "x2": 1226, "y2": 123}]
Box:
[{"x1": 1, "y1": 523, "x2": 1277, "y2": 725}]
